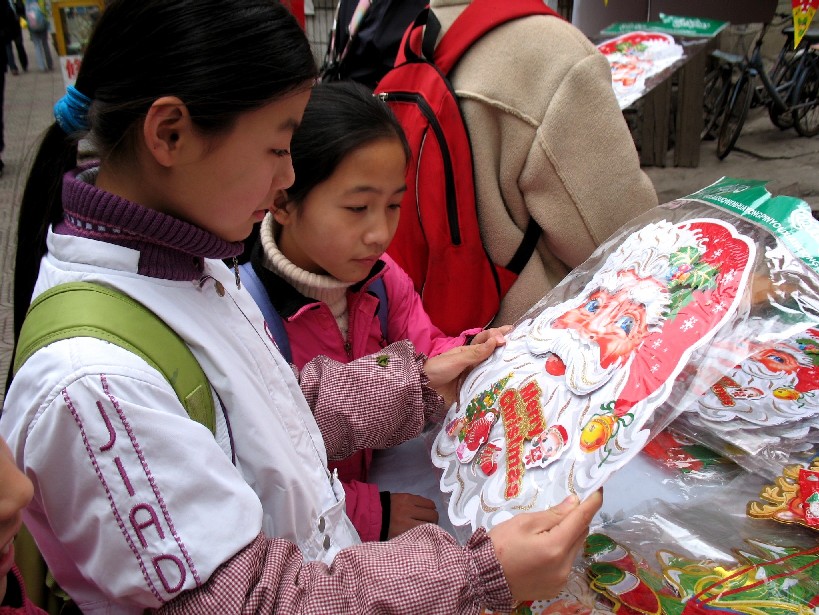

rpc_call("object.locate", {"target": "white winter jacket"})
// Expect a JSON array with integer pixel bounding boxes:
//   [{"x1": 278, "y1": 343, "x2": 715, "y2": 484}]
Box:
[{"x1": 1, "y1": 231, "x2": 360, "y2": 614}]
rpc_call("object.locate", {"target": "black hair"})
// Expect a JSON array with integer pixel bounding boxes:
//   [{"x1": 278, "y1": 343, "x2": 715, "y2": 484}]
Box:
[
  {"x1": 11, "y1": 0, "x2": 317, "y2": 356},
  {"x1": 285, "y1": 80, "x2": 410, "y2": 206}
]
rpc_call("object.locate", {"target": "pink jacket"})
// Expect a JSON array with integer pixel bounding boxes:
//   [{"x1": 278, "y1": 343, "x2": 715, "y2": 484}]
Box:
[
  {"x1": 0, "y1": 566, "x2": 48, "y2": 614},
  {"x1": 250, "y1": 251, "x2": 479, "y2": 541}
]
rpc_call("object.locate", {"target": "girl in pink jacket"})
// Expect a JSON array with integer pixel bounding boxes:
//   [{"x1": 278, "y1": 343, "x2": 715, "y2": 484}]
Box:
[{"x1": 243, "y1": 81, "x2": 508, "y2": 542}]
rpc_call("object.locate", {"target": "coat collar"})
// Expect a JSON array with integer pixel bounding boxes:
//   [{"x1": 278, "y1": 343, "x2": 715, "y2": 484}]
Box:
[{"x1": 248, "y1": 242, "x2": 387, "y2": 319}]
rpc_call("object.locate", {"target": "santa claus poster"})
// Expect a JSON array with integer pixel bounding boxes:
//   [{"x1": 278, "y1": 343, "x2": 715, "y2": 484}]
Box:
[
  {"x1": 596, "y1": 31, "x2": 684, "y2": 109},
  {"x1": 676, "y1": 327, "x2": 819, "y2": 478},
  {"x1": 433, "y1": 216, "x2": 755, "y2": 532}
]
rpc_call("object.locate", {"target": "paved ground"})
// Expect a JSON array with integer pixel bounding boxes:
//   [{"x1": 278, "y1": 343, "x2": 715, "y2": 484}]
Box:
[
  {"x1": 0, "y1": 38, "x2": 64, "y2": 401},
  {"x1": 1, "y1": 36, "x2": 818, "y2": 399},
  {"x1": 644, "y1": 111, "x2": 819, "y2": 208}
]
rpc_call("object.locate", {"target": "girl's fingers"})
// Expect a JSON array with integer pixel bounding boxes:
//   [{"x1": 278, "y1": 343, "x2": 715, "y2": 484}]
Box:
[{"x1": 538, "y1": 490, "x2": 602, "y2": 542}]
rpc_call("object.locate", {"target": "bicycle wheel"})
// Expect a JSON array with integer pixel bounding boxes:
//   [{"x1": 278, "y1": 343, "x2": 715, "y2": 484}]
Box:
[
  {"x1": 793, "y1": 56, "x2": 819, "y2": 137},
  {"x1": 702, "y1": 65, "x2": 731, "y2": 139},
  {"x1": 717, "y1": 73, "x2": 753, "y2": 159},
  {"x1": 769, "y1": 53, "x2": 800, "y2": 129}
]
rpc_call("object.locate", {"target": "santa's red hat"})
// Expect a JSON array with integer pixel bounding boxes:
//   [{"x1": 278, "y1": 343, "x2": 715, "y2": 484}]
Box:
[{"x1": 549, "y1": 424, "x2": 569, "y2": 446}]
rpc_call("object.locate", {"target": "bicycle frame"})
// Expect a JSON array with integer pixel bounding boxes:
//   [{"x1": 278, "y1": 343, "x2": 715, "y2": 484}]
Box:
[{"x1": 745, "y1": 23, "x2": 794, "y2": 114}]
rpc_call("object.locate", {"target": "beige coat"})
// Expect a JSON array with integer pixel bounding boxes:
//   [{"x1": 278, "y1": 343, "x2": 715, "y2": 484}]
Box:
[{"x1": 430, "y1": 0, "x2": 659, "y2": 326}]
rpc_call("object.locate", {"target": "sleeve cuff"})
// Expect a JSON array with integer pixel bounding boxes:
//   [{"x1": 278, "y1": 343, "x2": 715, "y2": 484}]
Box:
[
  {"x1": 379, "y1": 491, "x2": 391, "y2": 541},
  {"x1": 466, "y1": 528, "x2": 515, "y2": 612},
  {"x1": 416, "y1": 352, "x2": 447, "y2": 424}
]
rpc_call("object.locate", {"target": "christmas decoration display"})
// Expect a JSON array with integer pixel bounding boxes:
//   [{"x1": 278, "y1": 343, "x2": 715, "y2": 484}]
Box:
[
  {"x1": 748, "y1": 457, "x2": 819, "y2": 530},
  {"x1": 586, "y1": 533, "x2": 819, "y2": 613},
  {"x1": 674, "y1": 326, "x2": 819, "y2": 479},
  {"x1": 581, "y1": 489, "x2": 819, "y2": 614},
  {"x1": 596, "y1": 31, "x2": 684, "y2": 108},
  {"x1": 432, "y1": 178, "x2": 819, "y2": 536}
]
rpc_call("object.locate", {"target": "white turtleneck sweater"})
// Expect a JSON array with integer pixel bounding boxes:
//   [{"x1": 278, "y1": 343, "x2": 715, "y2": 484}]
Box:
[{"x1": 259, "y1": 213, "x2": 354, "y2": 338}]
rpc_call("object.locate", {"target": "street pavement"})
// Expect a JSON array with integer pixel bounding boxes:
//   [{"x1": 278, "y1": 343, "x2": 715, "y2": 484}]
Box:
[
  {"x1": 644, "y1": 109, "x2": 819, "y2": 209},
  {"x1": 1, "y1": 36, "x2": 818, "y2": 400},
  {"x1": 1, "y1": 39, "x2": 64, "y2": 401}
]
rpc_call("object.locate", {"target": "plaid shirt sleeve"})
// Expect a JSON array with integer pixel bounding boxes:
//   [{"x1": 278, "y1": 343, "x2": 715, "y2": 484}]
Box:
[
  {"x1": 152, "y1": 525, "x2": 514, "y2": 614},
  {"x1": 299, "y1": 341, "x2": 445, "y2": 461}
]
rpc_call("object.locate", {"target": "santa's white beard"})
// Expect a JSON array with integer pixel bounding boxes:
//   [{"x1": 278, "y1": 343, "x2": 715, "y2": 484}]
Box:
[
  {"x1": 440, "y1": 323, "x2": 640, "y2": 532},
  {"x1": 528, "y1": 325, "x2": 620, "y2": 396}
]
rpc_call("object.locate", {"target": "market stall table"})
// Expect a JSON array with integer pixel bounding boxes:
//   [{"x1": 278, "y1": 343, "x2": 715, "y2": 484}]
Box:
[{"x1": 596, "y1": 31, "x2": 717, "y2": 168}]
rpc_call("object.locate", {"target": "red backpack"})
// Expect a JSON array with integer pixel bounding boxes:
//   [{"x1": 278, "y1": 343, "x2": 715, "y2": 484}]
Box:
[{"x1": 374, "y1": 0, "x2": 559, "y2": 336}]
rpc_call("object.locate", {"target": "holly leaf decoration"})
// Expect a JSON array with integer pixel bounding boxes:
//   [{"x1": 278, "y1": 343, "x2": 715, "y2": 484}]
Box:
[
  {"x1": 796, "y1": 337, "x2": 819, "y2": 366},
  {"x1": 665, "y1": 248, "x2": 719, "y2": 320},
  {"x1": 464, "y1": 374, "x2": 512, "y2": 422}
]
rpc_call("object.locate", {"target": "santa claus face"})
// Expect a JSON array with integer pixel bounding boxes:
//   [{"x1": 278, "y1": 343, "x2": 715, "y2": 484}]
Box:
[
  {"x1": 752, "y1": 348, "x2": 800, "y2": 375},
  {"x1": 552, "y1": 286, "x2": 650, "y2": 369},
  {"x1": 524, "y1": 426, "x2": 569, "y2": 469},
  {"x1": 536, "y1": 429, "x2": 565, "y2": 458}
]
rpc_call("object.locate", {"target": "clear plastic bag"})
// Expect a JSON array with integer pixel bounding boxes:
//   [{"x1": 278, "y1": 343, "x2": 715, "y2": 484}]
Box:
[
  {"x1": 584, "y1": 475, "x2": 819, "y2": 613},
  {"x1": 431, "y1": 178, "x2": 819, "y2": 536}
]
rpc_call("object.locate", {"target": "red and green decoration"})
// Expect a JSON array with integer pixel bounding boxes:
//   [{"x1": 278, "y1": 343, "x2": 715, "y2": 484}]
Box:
[
  {"x1": 665, "y1": 246, "x2": 719, "y2": 320},
  {"x1": 747, "y1": 458, "x2": 819, "y2": 530},
  {"x1": 451, "y1": 374, "x2": 512, "y2": 443},
  {"x1": 597, "y1": 32, "x2": 672, "y2": 56},
  {"x1": 642, "y1": 429, "x2": 729, "y2": 474},
  {"x1": 584, "y1": 533, "x2": 819, "y2": 614},
  {"x1": 578, "y1": 220, "x2": 747, "y2": 459},
  {"x1": 613, "y1": 220, "x2": 751, "y2": 420},
  {"x1": 793, "y1": 0, "x2": 819, "y2": 48}
]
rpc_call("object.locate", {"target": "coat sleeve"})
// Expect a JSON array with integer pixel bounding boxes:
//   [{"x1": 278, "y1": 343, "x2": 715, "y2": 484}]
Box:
[
  {"x1": 340, "y1": 480, "x2": 383, "y2": 543},
  {"x1": 153, "y1": 526, "x2": 514, "y2": 614},
  {"x1": 299, "y1": 341, "x2": 446, "y2": 461},
  {"x1": 521, "y1": 50, "x2": 658, "y2": 270},
  {"x1": 3, "y1": 341, "x2": 264, "y2": 612},
  {"x1": 381, "y1": 256, "x2": 482, "y2": 358}
]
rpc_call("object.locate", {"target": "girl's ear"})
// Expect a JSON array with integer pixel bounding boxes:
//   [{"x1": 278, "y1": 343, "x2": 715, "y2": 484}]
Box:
[
  {"x1": 271, "y1": 190, "x2": 293, "y2": 225},
  {"x1": 143, "y1": 96, "x2": 192, "y2": 168}
]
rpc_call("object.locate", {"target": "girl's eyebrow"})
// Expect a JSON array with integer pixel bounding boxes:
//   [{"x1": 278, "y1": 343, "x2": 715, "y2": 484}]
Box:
[
  {"x1": 279, "y1": 118, "x2": 300, "y2": 132},
  {"x1": 344, "y1": 185, "x2": 408, "y2": 196}
]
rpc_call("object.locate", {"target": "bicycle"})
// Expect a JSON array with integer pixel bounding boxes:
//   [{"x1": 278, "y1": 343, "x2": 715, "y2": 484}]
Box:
[
  {"x1": 701, "y1": 51, "x2": 735, "y2": 140},
  {"x1": 701, "y1": 24, "x2": 762, "y2": 141},
  {"x1": 716, "y1": 19, "x2": 819, "y2": 159}
]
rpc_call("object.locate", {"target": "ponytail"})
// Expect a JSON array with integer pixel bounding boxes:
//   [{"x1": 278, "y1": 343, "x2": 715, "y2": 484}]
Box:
[{"x1": 5, "y1": 123, "x2": 78, "y2": 394}]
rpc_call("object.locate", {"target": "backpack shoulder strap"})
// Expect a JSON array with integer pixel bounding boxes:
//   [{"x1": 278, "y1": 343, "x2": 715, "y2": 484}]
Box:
[
  {"x1": 506, "y1": 217, "x2": 542, "y2": 275},
  {"x1": 13, "y1": 282, "x2": 216, "y2": 433},
  {"x1": 432, "y1": 0, "x2": 559, "y2": 74},
  {"x1": 239, "y1": 262, "x2": 292, "y2": 364},
  {"x1": 369, "y1": 277, "x2": 389, "y2": 341}
]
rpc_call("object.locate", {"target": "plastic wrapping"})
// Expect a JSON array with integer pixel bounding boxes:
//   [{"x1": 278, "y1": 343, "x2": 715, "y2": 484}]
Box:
[
  {"x1": 672, "y1": 323, "x2": 819, "y2": 479},
  {"x1": 641, "y1": 426, "x2": 736, "y2": 477},
  {"x1": 431, "y1": 178, "x2": 819, "y2": 537},
  {"x1": 583, "y1": 475, "x2": 819, "y2": 613},
  {"x1": 483, "y1": 470, "x2": 819, "y2": 614}
]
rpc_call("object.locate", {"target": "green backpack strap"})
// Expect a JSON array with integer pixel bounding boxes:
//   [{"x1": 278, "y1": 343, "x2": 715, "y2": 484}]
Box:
[{"x1": 13, "y1": 282, "x2": 215, "y2": 433}]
